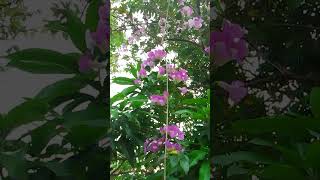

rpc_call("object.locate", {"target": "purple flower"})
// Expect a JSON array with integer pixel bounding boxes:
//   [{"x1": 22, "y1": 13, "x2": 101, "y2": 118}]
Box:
[
  {"x1": 153, "y1": 49, "x2": 167, "y2": 59},
  {"x1": 211, "y1": 20, "x2": 248, "y2": 66},
  {"x1": 158, "y1": 66, "x2": 166, "y2": 75},
  {"x1": 78, "y1": 52, "x2": 93, "y2": 72},
  {"x1": 166, "y1": 64, "x2": 176, "y2": 73},
  {"x1": 169, "y1": 68, "x2": 189, "y2": 82},
  {"x1": 144, "y1": 137, "x2": 166, "y2": 154},
  {"x1": 134, "y1": 79, "x2": 141, "y2": 84},
  {"x1": 147, "y1": 51, "x2": 156, "y2": 60},
  {"x1": 188, "y1": 17, "x2": 204, "y2": 30},
  {"x1": 205, "y1": 46, "x2": 210, "y2": 54},
  {"x1": 144, "y1": 139, "x2": 151, "y2": 153},
  {"x1": 150, "y1": 91, "x2": 169, "y2": 106},
  {"x1": 91, "y1": 21, "x2": 108, "y2": 45},
  {"x1": 141, "y1": 58, "x2": 155, "y2": 68},
  {"x1": 98, "y1": 3, "x2": 109, "y2": 22},
  {"x1": 146, "y1": 49, "x2": 167, "y2": 61},
  {"x1": 178, "y1": 87, "x2": 188, "y2": 95},
  {"x1": 180, "y1": 6, "x2": 193, "y2": 16},
  {"x1": 165, "y1": 141, "x2": 183, "y2": 153},
  {"x1": 160, "y1": 124, "x2": 184, "y2": 140},
  {"x1": 148, "y1": 140, "x2": 161, "y2": 152},
  {"x1": 217, "y1": 80, "x2": 248, "y2": 104},
  {"x1": 178, "y1": 0, "x2": 185, "y2": 6},
  {"x1": 138, "y1": 68, "x2": 147, "y2": 78}
]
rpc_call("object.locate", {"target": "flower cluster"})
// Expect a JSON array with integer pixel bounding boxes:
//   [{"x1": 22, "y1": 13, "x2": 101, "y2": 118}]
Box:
[
  {"x1": 150, "y1": 91, "x2": 169, "y2": 106},
  {"x1": 160, "y1": 125, "x2": 185, "y2": 140},
  {"x1": 144, "y1": 124, "x2": 184, "y2": 154},
  {"x1": 140, "y1": 49, "x2": 167, "y2": 72},
  {"x1": 78, "y1": 3, "x2": 109, "y2": 72},
  {"x1": 211, "y1": 20, "x2": 248, "y2": 66},
  {"x1": 128, "y1": 26, "x2": 146, "y2": 44},
  {"x1": 188, "y1": 17, "x2": 204, "y2": 30},
  {"x1": 180, "y1": 6, "x2": 193, "y2": 17},
  {"x1": 91, "y1": 2, "x2": 109, "y2": 51},
  {"x1": 169, "y1": 68, "x2": 189, "y2": 82},
  {"x1": 178, "y1": 1, "x2": 203, "y2": 30}
]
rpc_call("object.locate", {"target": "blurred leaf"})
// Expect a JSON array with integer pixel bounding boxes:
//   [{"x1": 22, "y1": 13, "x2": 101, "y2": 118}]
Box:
[
  {"x1": 112, "y1": 77, "x2": 135, "y2": 85},
  {"x1": 260, "y1": 164, "x2": 305, "y2": 180},
  {"x1": 36, "y1": 75, "x2": 89, "y2": 103},
  {"x1": 189, "y1": 149, "x2": 207, "y2": 167},
  {"x1": 6, "y1": 48, "x2": 79, "y2": 74},
  {"x1": 0, "y1": 150, "x2": 28, "y2": 180},
  {"x1": 227, "y1": 164, "x2": 248, "y2": 177},
  {"x1": 179, "y1": 155, "x2": 190, "y2": 175},
  {"x1": 85, "y1": 0, "x2": 102, "y2": 31},
  {"x1": 213, "y1": 151, "x2": 275, "y2": 166},
  {"x1": 199, "y1": 161, "x2": 210, "y2": 180},
  {"x1": 1, "y1": 99, "x2": 49, "y2": 130},
  {"x1": 310, "y1": 87, "x2": 320, "y2": 118}
]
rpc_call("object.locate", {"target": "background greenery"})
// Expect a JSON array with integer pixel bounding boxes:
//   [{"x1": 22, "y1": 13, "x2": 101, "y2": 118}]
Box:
[{"x1": 212, "y1": 0, "x2": 320, "y2": 179}]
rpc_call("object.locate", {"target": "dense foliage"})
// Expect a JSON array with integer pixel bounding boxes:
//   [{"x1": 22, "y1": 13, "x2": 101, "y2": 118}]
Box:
[
  {"x1": 0, "y1": 0, "x2": 109, "y2": 179},
  {"x1": 111, "y1": 0, "x2": 210, "y2": 179},
  {"x1": 212, "y1": 0, "x2": 320, "y2": 179}
]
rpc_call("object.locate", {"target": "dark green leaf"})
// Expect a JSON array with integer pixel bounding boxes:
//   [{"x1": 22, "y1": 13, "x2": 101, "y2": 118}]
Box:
[
  {"x1": 310, "y1": 87, "x2": 320, "y2": 118},
  {"x1": 112, "y1": 77, "x2": 135, "y2": 85},
  {"x1": 199, "y1": 161, "x2": 210, "y2": 180},
  {"x1": 6, "y1": 48, "x2": 79, "y2": 74}
]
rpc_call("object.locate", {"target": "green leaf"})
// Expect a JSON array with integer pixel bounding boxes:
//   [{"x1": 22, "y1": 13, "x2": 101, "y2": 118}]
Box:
[
  {"x1": 36, "y1": 76, "x2": 89, "y2": 103},
  {"x1": 232, "y1": 115, "x2": 320, "y2": 136},
  {"x1": 189, "y1": 149, "x2": 207, "y2": 167},
  {"x1": 46, "y1": 11, "x2": 87, "y2": 52},
  {"x1": 42, "y1": 161, "x2": 71, "y2": 176},
  {"x1": 6, "y1": 48, "x2": 79, "y2": 74},
  {"x1": 62, "y1": 94, "x2": 94, "y2": 113},
  {"x1": 28, "y1": 119, "x2": 61, "y2": 155},
  {"x1": 260, "y1": 164, "x2": 305, "y2": 180},
  {"x1": 227, "y1": 164, "x2": 248, "y2": 177},
  {"x1": 179, "y1": 155, "x2": 189, "y2": 175},
  {"x1": 112, "y1": 77, "x2": 135, "y2": 85},
  {"x1": 310, "y1": 87, "x2": 320, "y2": 118},
  {"x1": 111, "y1": 86, "x2": 137, "y2": 104},
  {"x1": 170, "y1": 156, "x2": 179, "y2": 168},
  {"x1": 85, "y1": 0, "x2": 103, "y2": 31},
  {"x1": 305, "y1": 142, "x2": 320, "y2": 168},
  {"x1": 199, "y1": 161, "x2": 210, "y2": 180},
  {"x1": 129, "y1": 95, "x2": 148, "y2": 107},
  {"x1": 213, "y1": 151, "x2": 275, "y2": 166},
  {"x1": 63, "y1": 103, "x2": 108, "y2": 147},
  {"x1": 65, "y1": 11, "x2": 87, "y2": 52},
  {"x1": 1, "y1": 99, "x2": 49, "y2": 130},
  {"x1": 0, "y1": 150, "x2": 28, "y2": 180}
]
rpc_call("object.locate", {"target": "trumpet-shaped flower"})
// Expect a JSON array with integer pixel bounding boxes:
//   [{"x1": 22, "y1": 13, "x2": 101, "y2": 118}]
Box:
[
  {"x1": 150, "y1": 91, "x2": 169, "y2": 106},
  {"x1": 134, "y1": 79, "x2": 141, "y2": 84},
  {"x1": 178, "y1": 87, "x2": 188, "y2": 95},
  {"x1": 160, "y1": 124, "x2": 184, "y2": 140},
  {"x1": 180, "y1": 6, "x2": 193, "y2": 16},
  {"x1": 211, "y1": 20, "x2": 248, "y2": 66},
  {"x1": 165, "y1": 141, "x2": 183, "y2": 152},
  {"x1": 188, "y1": 17, "x2": 203, "y2": 29},
  {"x1": 158, "y1": 66, "x2": 166, "y2": 75},
  {"x1": 78, "y1": 52, "x2": 93, "y2": 72},
  {"x1": 169, "y1": 68, "x2": 189, "y2": 82},
  {"x1": 138, "y1": 68, "x2": 147, "y2": 78},
  {"x1": 217, "y1": 80, "x2": 248, "y2": 104}
]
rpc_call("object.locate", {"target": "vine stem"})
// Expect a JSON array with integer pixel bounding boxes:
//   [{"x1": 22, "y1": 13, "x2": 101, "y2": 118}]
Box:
[{"x1": 162, "y1": 0, "x2": 172, "y2": 179}]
